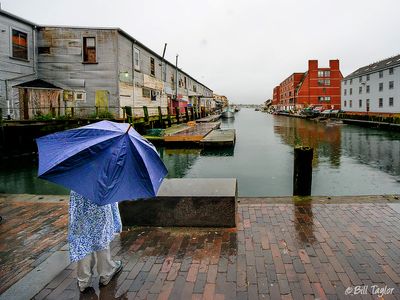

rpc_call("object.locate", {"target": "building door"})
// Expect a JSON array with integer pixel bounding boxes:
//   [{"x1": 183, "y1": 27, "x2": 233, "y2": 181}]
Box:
[{"x1": 366, "y1": 99, "x2": 370, "y2": 112}]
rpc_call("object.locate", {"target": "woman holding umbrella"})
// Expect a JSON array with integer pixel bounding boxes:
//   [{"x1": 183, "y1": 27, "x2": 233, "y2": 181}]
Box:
[
  {"x1": 36, "y1": 121, "x2": 168, "y2": 293},
  {"x1": 69, "y1": 191, "x2": 123, "y2": 292}
]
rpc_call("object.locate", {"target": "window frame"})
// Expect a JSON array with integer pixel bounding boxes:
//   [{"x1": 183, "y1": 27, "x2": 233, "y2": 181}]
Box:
[
  {"x1": 389, "y1": 81, "x2": 394, "y2": 90},
  {"x1": 150, "y1": 57, "x2": 155, "y2": 76},
  {"x1": 82, "y1": 36, "x2": 97, "y2": 64},
  {"x1": 389, "y1": 97, "x2": 394, "y2": 107},
  {"x1": 10, "y1": 27, "x2": 29, "y2": 61},
  {"x1": 379, "y1": 98, "x2": 383, "y2": 108},
  {"x1": 359, "y1": 99, "x2": 362, "y2": 108}
]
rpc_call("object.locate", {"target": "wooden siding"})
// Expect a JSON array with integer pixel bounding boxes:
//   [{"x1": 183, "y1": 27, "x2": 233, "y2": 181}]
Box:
[
  {"x1": 37, "y1": 27, "x2": 119, "y2": 115},
  {"x1": 0, "y1": 14, "x2": 36, "y2": 117}
]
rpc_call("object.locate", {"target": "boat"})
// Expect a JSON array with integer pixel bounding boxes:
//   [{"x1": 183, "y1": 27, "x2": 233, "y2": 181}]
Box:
[
  {"x1": 234, "y1": 106, "x2": 240, "y2": 112},
  {"x1": 221, "y1": 107, "x2": 235, "y2": 118}
]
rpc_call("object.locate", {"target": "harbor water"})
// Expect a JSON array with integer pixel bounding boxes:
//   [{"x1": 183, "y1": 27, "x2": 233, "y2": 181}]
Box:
[{"x1": 1, "y1": 108, "x2": 399, "y2": 196}]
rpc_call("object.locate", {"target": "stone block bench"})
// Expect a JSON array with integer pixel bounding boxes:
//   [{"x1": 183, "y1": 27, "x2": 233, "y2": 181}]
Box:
[{"x1": 119, "y1": 178, "x2": 237, "y2": 227}]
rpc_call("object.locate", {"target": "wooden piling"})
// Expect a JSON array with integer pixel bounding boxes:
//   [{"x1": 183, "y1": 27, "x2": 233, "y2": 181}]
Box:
[
  {"x1": 167, "y1": 107, "x2": 172, "y2": 127},
  {"x1": 175, "y1": 107, "x2": 180, "y2": 124},
  {"x1": 293, "y1": 146, "x2": 313, "y2": 196},
  {"x1": 143, "y1": 106, "x2": 149, "y2": 123},
  {"x1": 184, "y1": 107, "x2": 189, "y2": 122},
  {"x1": 190, "y1": 107, "x2": 194, "y2": 121},
  {"x1": 158, "y1": 106, "x2": 164, "y2": 128}
]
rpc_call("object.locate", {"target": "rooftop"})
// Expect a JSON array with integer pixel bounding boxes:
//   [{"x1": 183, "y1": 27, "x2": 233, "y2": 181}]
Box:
[{"x1": 344, "y1": 54, "x2": 400, "y2": 80}]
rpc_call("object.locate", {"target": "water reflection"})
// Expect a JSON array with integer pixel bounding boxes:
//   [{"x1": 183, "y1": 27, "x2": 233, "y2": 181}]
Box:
[
  {"x1": 159, "y1": 148, "x2": 201, "y2": 178},
  {"x1": 274, "y1": 117, "x2": 342, "y2": 168},
  {"x1": 341, "y1": 129, "x2": 400, "y2": 177},
  {"x1": 273, "y1": 116, "x2": 400, "y2": 179},
  {"x1": 294, "y1": 201, "x2": 315, "y2": 245}
]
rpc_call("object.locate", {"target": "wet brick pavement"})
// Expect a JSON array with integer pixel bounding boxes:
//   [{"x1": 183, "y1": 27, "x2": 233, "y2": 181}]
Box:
[
  {"x1": 2, "y1": 195, "x2": 400, "y2": 299},
  {"x1": 0, "y1": 196, "x2": 68, "y2": 294}
]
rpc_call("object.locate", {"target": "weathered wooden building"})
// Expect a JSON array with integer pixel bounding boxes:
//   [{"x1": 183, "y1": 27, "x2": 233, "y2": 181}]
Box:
[
  {"x1": 0, "y1": 9, "x2": 37, "y2": 119},
  {"x1": 0, "y1": 8, "x2": 214, "y2": 120}
]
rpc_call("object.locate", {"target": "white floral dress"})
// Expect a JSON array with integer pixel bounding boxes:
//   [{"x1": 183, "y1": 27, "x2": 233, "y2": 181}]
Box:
[{"x1": 68, "y1": 191, "x2": 122, "y2": 262}]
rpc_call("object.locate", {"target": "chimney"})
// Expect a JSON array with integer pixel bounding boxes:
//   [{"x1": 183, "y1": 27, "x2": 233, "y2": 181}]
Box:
[
  {"x1": 329, "y1": 59, "x2": 339, "y2": 70},
  {"x1": 308, "y1": 60, "x2": 318, "y2": 71}
]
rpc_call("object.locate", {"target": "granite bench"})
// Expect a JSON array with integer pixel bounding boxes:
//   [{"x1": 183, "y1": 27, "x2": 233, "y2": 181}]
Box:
[{"x1": 119, "y1": 178, "x2": 237, "y2": 227}]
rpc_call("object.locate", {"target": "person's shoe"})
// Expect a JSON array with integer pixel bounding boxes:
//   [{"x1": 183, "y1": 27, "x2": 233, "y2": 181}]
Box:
[
  {"x1": 78, "y1": 281, "x2": 91, "y2": 292},
  {"x1": 99, "y1": 261, "x2": 123, "y2": 286}
]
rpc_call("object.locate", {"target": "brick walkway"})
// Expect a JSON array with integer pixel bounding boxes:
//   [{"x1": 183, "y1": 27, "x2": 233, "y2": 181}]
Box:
[
  {"x1": 0, "y1": 195, "x2": 68, "y2": 294},
  {"x1": 2, "y1": 195, "x2": 400, "y2": 299}
]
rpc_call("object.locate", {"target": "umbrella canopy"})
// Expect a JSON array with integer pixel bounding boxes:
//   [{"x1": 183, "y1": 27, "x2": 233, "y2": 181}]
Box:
[{"x1": 37, "y1": 121, "x2": 168, "y2": 205}]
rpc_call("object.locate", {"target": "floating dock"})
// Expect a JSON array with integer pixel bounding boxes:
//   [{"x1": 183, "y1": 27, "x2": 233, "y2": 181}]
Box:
[
  {"x1": 196, "y1": 114, "x2": 221, "y2": 123},
  {"x1": 200, "y1": 129, "x2": 236, "y2": 147},
  {"x1": 164, "y1": 122, "x2": 221, "y2": 142}
]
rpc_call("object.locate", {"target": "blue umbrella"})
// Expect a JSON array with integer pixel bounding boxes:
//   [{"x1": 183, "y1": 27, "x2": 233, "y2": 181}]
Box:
[{"x1": 36, "y1": 120, "x2": 168, "y2": 205}]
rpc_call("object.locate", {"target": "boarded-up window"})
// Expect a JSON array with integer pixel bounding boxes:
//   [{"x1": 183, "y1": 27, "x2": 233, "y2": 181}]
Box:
[
  {"x1": 12, "y1": 29, "x2": 28, "y2": 60},
  {"x1": 143, "y1": 88, "x2": 151, "y2": 98},
  {"x1": 83, "y1": 37, "x2": 96, "y2": 63},
  {"x1": 150, "y1": 57, "x2": 155, "y2": 76}
]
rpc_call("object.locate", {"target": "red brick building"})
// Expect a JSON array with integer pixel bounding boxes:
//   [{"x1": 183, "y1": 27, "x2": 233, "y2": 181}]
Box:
[
  {"x1": 272, "y1": 86, "x2": 280, "y2": 106},
  {"x1": 273, "y1": 60, "x2": 343, "y2": 110}
]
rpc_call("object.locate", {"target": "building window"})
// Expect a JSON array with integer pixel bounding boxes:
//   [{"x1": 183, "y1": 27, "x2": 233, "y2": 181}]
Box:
[
  {"x1": 389, "y1": 68, "x2": 394, "y2": 75},
  {"x1": 38, "y1": 46, "x2": 50, "y2": 54},
  {"x1": 134, "y1": 48, "x2": 140, "y2": 70},
  {"x1": 319, "y1": 96, "x2": 330, "y2": 102},
  {"x1": 171, "y1": 74, "x2": 175, "y2": 85},
  {"x1": 366, "y1": 74, "x2": 370, "y2": 81},
  {"x1": 350, "y1": 79, "x2": 353, "y2": 84},
  {"x1": 379, "y1": 98, "x2": 383, "y2": 107},
  {"x1": 325, "y1": 71, "x2": 330, "y2": 77},
  {"x1": 350, "y1": 88, "x2": 352, "y2": 95},
  {"x1": 366, "y1": 99, "x2": 370, "y2": 112},
  {"x1": 344, "y1": 80, "x2": 347, "y2": 85},
  {"x1": 151, "y1": 90, "x2": 157, "y2": 101},
  {"x1": 379, "y1": 82, "x2": 383, "y2": 91},
  {"x1": 344, "y1": 89, "x2": 347, "y2": 96},
  {"x1": 379, "y1": 71, "x2": 383, "y2": 78},
  {"x1": 12, "y1": 29, "x2": 28, "y2": 60},
  {"x1": 142, "y1": 88, "x2": 151, "y2": 98},
  {"x1": 344, "y1": 100, "x2": 347, "y2": 107},
  {"x1": 325, "y1": 79, "x2": 330, "y2": 86},
  {"x1": 359, "y1": 99, "x2": 362, "y2": 107},
  {"x1": 366, "y1": 85, "x2": 370, "y2": 93},
  {"x1": 83, "y1": 37, "x2": 96, "y2": 63},
  {"x1": 318, "y1": 71, "x2": 324, "y2": 77},
  {"x1": 359, "y1": 76, "x2": 362, "y2": 83},
  {"x1": 184, "y1": 77, "x2": 187, "y2": 89},
  {"x1": 359, "y1": 86, "x2": 362, "y2": 94},
  {"x1": 389, "y1": 97, "x2": 394, "y2": 107},
  {"x1": 389, "y1": 81, "x2": 394, "y2": 89},
  {"x1": 349, "y1": 100, "x2": 352, "y2": 108},
  {"x1": 150, "y1": 57, "x2": 155, "y2": 76}
]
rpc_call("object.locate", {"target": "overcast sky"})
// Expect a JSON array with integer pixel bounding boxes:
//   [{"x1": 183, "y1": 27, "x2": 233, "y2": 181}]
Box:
[{"x1": 2, "y1": 0, "x2": 400, "y2": 104}]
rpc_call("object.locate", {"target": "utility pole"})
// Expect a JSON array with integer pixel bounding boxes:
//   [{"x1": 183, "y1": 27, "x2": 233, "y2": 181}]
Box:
[
  {"x1": 175, "y1": 54, "x2": 179, "y2": 103},
  {"x1": 161, "y1": 43, "x2": 167, "y2": 110}
]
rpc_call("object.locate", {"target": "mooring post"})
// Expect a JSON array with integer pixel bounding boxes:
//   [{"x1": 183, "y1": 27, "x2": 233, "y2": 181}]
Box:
[
  {"x1": 158, "y1": 106, "x2": 164, "y2": 128},
  {"x1": 143, "y1": 106, "x2": 149, "y2": 123},
  {"x1": 167, "y1": 107, "x2": 172, "y2": 127},
  {"x1": 175, "y1": 107, "x2": 180, "y2": 124},
  {"x1": 293, "y1": 146, "x2": 313, "y2": 196},
  {"x1": 184, "y1": 107, "x2": 189, "y2": 122},
  {"x1": 190, "y1": 107, "x2": 194, "y2": 121}
]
